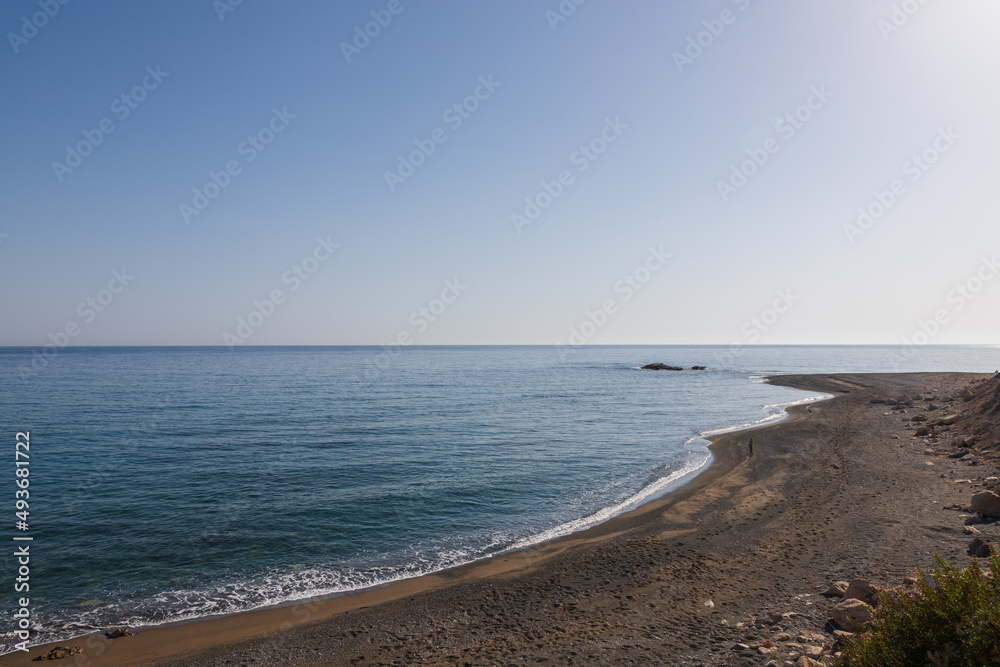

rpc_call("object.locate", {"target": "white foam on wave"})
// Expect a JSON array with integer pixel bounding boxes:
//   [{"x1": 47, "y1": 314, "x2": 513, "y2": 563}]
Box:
[
  {"x1": 702, "y1": 392, "x2": 834, "y2": 436},
  {"x1": 505, "y1": 449, "x2": 711, "y2": 551},
  {"x1": 10, "y1": 542, "x2": 508, "y2": 654}
]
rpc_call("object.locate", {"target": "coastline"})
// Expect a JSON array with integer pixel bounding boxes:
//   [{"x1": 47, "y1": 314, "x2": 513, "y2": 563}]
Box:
[
  {"x1": 2, "y1": 375, "x2": 823, "y2": 658},
  {"x1": 4, "y1": 372, "x2": 994, "y2": 665}
]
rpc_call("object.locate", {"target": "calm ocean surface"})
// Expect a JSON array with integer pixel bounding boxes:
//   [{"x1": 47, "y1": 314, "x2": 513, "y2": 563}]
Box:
[{"x1": 0, "y1": 345, "x2": 997, "y2": 651}]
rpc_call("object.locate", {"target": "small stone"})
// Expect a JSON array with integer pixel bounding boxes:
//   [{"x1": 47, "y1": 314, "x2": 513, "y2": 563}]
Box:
[{"x1": 704, "y1": 600, "x2": 715, "y2": 609}]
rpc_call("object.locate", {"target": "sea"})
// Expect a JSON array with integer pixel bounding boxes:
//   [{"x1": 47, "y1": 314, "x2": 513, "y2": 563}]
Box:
[{"x1": 0, "y1": 345, "x2": 997, "y2": 652}]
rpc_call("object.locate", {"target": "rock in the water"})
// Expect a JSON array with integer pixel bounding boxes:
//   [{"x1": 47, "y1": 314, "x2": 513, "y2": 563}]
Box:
[
  {"x1": 832, "y1": 599, "x2": 873, "y2": 630},
  {"x1": 968, "y1": 537, "x2": 993, "y2": 558},
  {"x1": 641, "y1": 363, "x2": 683, "y2": 371},
  {"x1": 971, "y1": 490, "x2": 1000, "y2": 517},
  {"x1": 844, "y1": 579, "x2": 879, "y2": 605},
  {"x1": 821, "y1": 581, "x2": 849, "y2": 597},
  {"x1": 690, "y1": 365, "x2": 707, "y2": 370},
  {"x1": 31, "y1": 646, "x2": 83, "y2": 661}
]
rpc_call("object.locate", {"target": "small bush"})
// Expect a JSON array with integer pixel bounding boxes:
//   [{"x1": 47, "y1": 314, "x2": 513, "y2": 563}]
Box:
[{"x1": 837, "y1": 554, "x2": 1000, "y2": 667}]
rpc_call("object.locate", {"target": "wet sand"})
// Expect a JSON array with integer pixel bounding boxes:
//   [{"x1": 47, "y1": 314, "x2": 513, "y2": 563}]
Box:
[{"x1": 6, "y1": 372, "x2": 996, "y2": 666}]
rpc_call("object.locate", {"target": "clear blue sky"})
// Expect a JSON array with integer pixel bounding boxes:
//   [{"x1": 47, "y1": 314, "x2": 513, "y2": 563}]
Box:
[{"x1": 1, "y1": 0, "x2": 998, "y2": 347}]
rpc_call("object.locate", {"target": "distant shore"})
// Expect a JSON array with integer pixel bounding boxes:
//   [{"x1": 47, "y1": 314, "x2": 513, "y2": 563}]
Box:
[{"x1": 4, "y1": 372, "x2": 995, "y2": 666}]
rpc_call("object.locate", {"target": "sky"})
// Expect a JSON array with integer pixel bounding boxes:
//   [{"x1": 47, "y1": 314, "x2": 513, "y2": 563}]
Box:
[{"x1": 1, "y1": 0, "x2": 998, "y2": 348}]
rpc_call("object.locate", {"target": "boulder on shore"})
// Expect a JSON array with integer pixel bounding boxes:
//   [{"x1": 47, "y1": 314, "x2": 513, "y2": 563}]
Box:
[
  {"x1": 105, "y1": 627, "x2": 134, "y2": 639},
  {"x1": 31, "y1": 646, "x2": 83, "y2": 661},
  {"x1": 821, "y1": 581, "x2": 849, "y2": 597},
  {"x1": 832, "y1": 599, "x2": 873, "y2": 631},
  {"x1": 970, "y1": 490, "x2": 1000, "y2": 517},
  {"x1": 641, "y1": 363, "x2": 684, "y2": 371},
  {"x1": 844, "y1": 579, "x2": 879, "y2": 605}
]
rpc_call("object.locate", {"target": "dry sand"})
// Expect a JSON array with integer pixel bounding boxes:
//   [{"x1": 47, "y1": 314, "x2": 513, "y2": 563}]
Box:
[{"x1": 6, "y1": 372, "x2": 998, "y2": 666}]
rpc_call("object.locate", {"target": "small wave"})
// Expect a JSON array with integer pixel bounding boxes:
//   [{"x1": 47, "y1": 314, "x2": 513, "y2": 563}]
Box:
[
  {"x1": 505, "y1": 451, "x2": 711, "y2": 551},
  {"x1": 506, "y1": 389, "x2": 833, "y2": 551},
  {"x1": 702, "y1": 392, "x2": 834, "y2": 437}
]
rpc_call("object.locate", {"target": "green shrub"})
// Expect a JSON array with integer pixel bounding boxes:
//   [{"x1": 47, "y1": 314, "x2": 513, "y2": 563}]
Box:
[{"x1": 837, "y1": 554, "x2": 1000, "y2": 667}]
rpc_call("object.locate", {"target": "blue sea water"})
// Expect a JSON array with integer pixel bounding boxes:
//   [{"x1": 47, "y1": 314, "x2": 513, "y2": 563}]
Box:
[{"x1": 0, "y1": 345, "x2": 997, "y2": 652}]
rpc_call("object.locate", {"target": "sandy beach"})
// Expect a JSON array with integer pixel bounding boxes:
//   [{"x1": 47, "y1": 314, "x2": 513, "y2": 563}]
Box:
[{"x1": 7, "y1": 371, "x2": 999, "y2": 666}]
